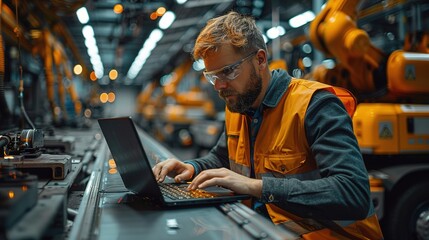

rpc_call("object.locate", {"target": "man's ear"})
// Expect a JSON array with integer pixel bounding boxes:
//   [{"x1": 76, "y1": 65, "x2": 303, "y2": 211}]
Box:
[{"x1": 257, "y1": 50, "x2": 267, "y2": 69}]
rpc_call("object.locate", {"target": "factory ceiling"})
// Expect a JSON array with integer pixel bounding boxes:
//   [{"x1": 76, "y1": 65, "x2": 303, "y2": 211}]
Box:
[
  {"x1": 2, "y1": 0, "x2": 426, "y2": 89},
  {"x1": 60, "y1": 0, "x2": 317, "y2": 88},
  {"x1": 9, "y1": 0, "x2": 412, "y2": 89}
]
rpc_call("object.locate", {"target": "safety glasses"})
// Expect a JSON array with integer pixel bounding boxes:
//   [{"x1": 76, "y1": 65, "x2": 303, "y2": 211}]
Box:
[{"x1": 203, "y1": 51, "x2": 257, "y2": 85}]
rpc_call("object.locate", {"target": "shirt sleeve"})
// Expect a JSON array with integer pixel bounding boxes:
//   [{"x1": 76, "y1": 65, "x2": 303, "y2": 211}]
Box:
[
  {"x1": 184, "y1": 131, "x2": 230, "y2": 177},
  {"x1": 261, "y1": 90, "x2": 372, "y2": 220}
]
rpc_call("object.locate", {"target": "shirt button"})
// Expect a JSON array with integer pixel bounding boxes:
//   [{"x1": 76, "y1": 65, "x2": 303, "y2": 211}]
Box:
[
  {"x1": 269, "y1": 194, "x2": 274, "y2": 202},
  {"x1": 253, "y1": 118, "x2": 258, "y2": 123},
  {"x1": 280, "y1": 165, "x2": 286, "y2": 172}
]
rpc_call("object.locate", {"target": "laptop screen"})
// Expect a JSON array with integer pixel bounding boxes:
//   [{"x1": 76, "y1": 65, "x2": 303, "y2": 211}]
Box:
[
  {"x1": 99, "y1": 116, "x2": 250, "y2": 206},
  {"x1": 98, "y1": 117, "x2": 163, "y2": 201}
]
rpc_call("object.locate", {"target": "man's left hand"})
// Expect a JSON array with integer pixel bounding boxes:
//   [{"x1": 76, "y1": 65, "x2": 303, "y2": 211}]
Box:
[{"x1": 188, "y1": 167, "x2": 262, "y2": 198}]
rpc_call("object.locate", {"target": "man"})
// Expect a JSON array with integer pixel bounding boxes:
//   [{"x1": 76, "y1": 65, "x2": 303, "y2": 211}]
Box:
[{"x1": 152, "y1": 11, "x2": 383, "y2": 239}]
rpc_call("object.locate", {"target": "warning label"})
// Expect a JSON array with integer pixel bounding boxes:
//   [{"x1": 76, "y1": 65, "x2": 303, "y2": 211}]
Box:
[
  {"x1": 379, "y1": 122, "x2": 393, "y2": 139},
  {"x1": 405, "y1": 65, "x2": 416, "y2": 81}
]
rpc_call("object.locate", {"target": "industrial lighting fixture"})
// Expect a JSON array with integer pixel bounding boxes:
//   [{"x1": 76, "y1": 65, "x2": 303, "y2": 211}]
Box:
[
  {"x1": 76, "y1": 7, "x2": 89, "y2": 24},
  {"x1": 107, "y1": 92, "x2": 116, "y2": 103},
  {"x1": 289, "y1": 11, "x2": 315, "y2": 28},
  {"x1": 99, "y1": 93, "x2": 108, "y2": 103},
  {"x1": 113, "y1": 4, "x2": 124, "y2": 14},
  {"x1": 73, "y1": 64, "x2": 83, "y2": 75},
  {"x1": 109, "y1": 69, "x2": 118, "y2": 80},
  {"x1": 156, "y1": 7, "x2": 166, "y2": 16},
  {"x1": 126, "y1": 9, "x2": 174, "y2": 81},
  {"x1": 150, "y1": 12, "x2": 158, "y2": 20},
  {"x1": 266, "y1": 26, "x2": 286, "y2": 39},
  {"x1": 82, "y1": 25, "x2": 104, "y2": 79},
  {"x1": 127, "y1": 29, "x2": 164, "y2": 80},
  {"x1": 158, "y1": 11, "x2": 176, "y2": 30},
  {"x1": 82, "y1": 25, "x2": 94, "y2": 39},
  {"x1": 76, "y1": 7, "x2": 104, "y2": 79},
  {"x1": 176, "y1": 0, "x2": 187, "y2": 4},
  {"x1": 90, "y1": 71, "x2": 97, "y2": 81}
]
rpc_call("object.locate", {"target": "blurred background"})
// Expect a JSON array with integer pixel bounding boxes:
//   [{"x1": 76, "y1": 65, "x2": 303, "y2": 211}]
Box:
[{"x1": 1, "y1": 0, "x2": 429, "y2": 239}]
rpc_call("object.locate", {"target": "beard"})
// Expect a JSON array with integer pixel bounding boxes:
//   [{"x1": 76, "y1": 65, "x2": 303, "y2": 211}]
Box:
[{"x1": 219, "y1": 66, "x2": 262, "y2": 113}]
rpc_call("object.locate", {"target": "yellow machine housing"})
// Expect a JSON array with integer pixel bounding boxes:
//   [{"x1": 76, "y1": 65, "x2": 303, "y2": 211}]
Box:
[
  {"x1": 353, "y1": 103, "x2": 429, "y2": 154},
  {"x1": 387, "y1": 50, "x2": 429, "y2": 94}
]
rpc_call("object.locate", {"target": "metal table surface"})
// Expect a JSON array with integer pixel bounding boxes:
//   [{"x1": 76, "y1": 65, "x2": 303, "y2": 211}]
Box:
[{"x1": 69, "y1": 127, "x2": 299, "y2": 240}]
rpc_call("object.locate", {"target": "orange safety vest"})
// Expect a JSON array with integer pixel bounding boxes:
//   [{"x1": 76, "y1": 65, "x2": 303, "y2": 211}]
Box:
[{"x1": 225, "y1": 79, "x2": 383, "y2": 239}]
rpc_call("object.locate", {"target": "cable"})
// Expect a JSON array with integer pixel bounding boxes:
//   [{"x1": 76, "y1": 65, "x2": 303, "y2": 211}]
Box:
[
  {"x1": 0, "y1": 135, "x2": 10, "y2": 149},
  {"x1": 14, "y1": 0, "x2": 36, "y2": 129}
]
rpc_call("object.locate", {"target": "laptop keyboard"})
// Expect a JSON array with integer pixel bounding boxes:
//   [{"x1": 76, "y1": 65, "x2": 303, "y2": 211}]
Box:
[{"x1": 159, "y1": 183, "x2": 215, "y2": 200}]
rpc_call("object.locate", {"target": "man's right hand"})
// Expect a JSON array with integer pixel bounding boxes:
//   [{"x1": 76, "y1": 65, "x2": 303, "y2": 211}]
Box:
[{"x1": 152, "y1": 158, "x2": 195, "y2": 183}]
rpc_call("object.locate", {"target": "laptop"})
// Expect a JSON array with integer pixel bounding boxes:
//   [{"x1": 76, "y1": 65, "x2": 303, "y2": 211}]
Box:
[{"x1": 98, "y1": 116, "x2": 250, "y2": 207}]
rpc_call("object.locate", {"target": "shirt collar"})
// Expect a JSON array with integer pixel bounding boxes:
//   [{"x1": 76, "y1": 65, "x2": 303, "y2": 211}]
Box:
[
  {"x1": 262, "y1": 69, "x2": 291, "y2": 108},
  {"x1": 244, "y1": 69, "x2": 291, "y2": 117}
]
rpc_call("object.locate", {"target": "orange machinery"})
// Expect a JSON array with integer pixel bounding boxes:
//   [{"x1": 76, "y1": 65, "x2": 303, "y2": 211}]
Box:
[
  {"x1": 309, "y1": 0, "x2": 429, "y2": 239},
  {"x1": 33, "y1": 29, "x2": 82, "y2": 125},
  {"x1": 137, "y1": 58, "x2": 216, "y2": 147}
]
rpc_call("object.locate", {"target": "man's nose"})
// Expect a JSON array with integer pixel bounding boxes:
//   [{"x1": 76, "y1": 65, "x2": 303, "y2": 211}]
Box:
[{"x1": 214, "y1": 79, "x2": 228, "y2": 91}]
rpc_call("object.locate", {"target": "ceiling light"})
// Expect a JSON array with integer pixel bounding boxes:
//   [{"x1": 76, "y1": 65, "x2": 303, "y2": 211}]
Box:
[
  {"x1": 76, "y1": 7, "x2": 89, "y2": 24},
  {"x1": 149, "y1": 29, "x2": 164, "y2": 42},
  {"x1": 84, "y1": 38, "x2": 97, "y2": 48},
  {"x1": 100, "y1": 93, "x2": 108, "y2": 103},
  {"x1": 107, "y1": 92, "x2": 116, "y2": 103},
  {"x1": 266, "y1": 26, "x2": 286, "y2": 39},
  {"x1": 109, "y1": 69, "x2": 118, "y2": 80},
  {"x1": 87, "y1": 47, "x2": 99, "y2": 57},
  {"x1": 277, "y1": 26, "x2": 286, "y2": 35},
  {"x1": 150, "y1": 12, "x2": 158, "y2": 20},
  {"x1": 113, "y1": 4, "x2": 123, "y2": 14},
  {"x1": 81, "y1": 24, "x2": 104, "y2": 79},
  {"x1": 158, "y1": 11, "x2": 176, "y2": 30},
  {"x1": 94, "y1": 65, "x2": 104, "y2": 78},
  {"x1": 144, "y1": 40, "x2": 156, "y2": 51},
  {"x1": 73, "y1": 64, "x2": 83, "y2": 75},
  {"x1": 176, "y1": 0, "x2": 187, "y2": 4},
  {"x1": 156, "y1": 7, "x2": 166, "y2": 16},
  {"x1": 127, "y1": 29, "x2": 164, "y2": 80},
  {"x1": 82, "y1": 25, "x2": 95, "y2": 38},
  {"x1": 90, "y1": 71, "x2": 97, "y2": 81},
  {"x1": 90, "y1": 55, "x2": 101, "y2": 65},
  {"x1": 289, "y1": 11, "x2": 315, "y2": 28}
]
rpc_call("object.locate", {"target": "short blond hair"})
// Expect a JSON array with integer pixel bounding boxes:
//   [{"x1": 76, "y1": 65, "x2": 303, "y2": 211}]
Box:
[{"x1": 193, "y1": 11, "x2": 266, "y2": 60}]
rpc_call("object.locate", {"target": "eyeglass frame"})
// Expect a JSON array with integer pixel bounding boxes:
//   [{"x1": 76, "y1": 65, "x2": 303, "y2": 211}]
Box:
[{"x1": 203, "y1": 50, "x2": 258, "y2": 85}]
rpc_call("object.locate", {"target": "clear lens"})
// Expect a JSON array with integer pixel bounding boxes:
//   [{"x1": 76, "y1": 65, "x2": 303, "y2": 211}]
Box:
[
  {"x1": 203, "y1": 72, "x2": 217, "y2": 85},
  {"x1": 203, "y1": 51, "x2": 257, "y2": 85},
  {"x1": 204, "y1": 66, "x2": 240, "y2": 85}
]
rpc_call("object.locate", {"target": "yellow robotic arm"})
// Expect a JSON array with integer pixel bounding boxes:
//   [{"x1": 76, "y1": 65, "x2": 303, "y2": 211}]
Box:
[
  {"x1": 163, "y1": 58, "x2": 192, "y2": 97},
  {"x1": 35, "y1": 29, "x2": 82, "y2": 124},
  {"x1": 309, "y1": 0, "x2": 385, "y2": 92}
]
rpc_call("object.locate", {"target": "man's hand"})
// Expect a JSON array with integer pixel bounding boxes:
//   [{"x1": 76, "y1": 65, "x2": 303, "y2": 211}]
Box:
[
  {"x1": 152, "y1": 158, "x2": 195, "y2": 183},
  {"x1": 188, "y1": 168, "x2": 262, "y2": 198}
]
